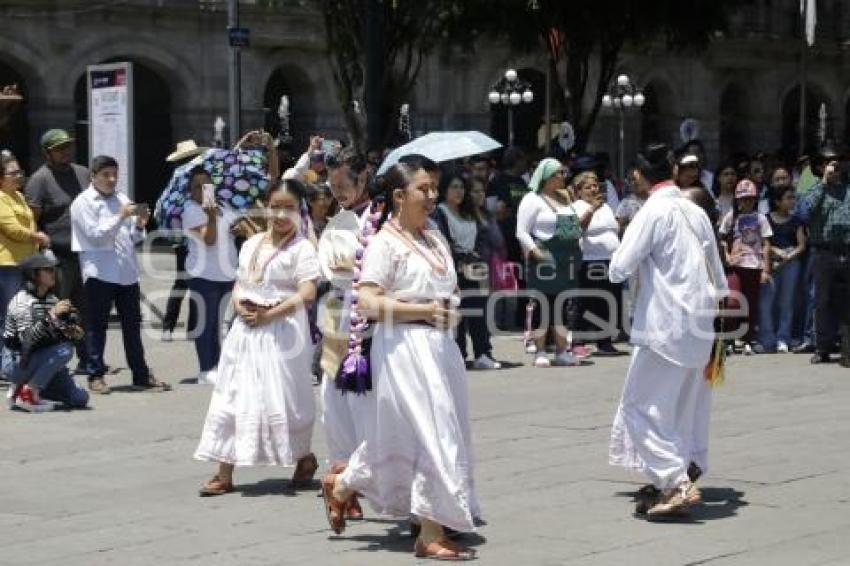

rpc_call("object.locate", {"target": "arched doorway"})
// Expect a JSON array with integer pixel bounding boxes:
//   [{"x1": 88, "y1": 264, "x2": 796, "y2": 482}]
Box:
[
  {"x1": 719, "y1": 82, "x2": 752, "y2": 158},
  {"x1": 263, "y1": 66, "x2": 317, "y2": 152},
  {"x1": 640, "y1": 80, "x2": 676, "y2": 148},
  {"x1": 0, "y1": 61, "x2": 30, "y2": 171},
  {"x1": 74, "y1": 59, "x2": 172, "y2": 206},
  {"x1": 489, "y1": 68, "x2": 546, "y2": 152},
  {"x1": 782, "y1": 83, "x2": 832, "y2": 157}
]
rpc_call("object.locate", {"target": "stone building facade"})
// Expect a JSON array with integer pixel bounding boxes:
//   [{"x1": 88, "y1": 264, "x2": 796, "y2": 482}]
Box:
[{"x1": 1, "y1": 0, "x2": 849, "y2": 204}]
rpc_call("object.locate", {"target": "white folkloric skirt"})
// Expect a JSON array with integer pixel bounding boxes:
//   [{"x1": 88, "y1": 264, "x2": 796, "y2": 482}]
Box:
[
  {"x1": 340, "y1": 323, "x2": 480, "y2": 533},
  {"x1": 609, "y1": 346, "x2": 712, "y2": 490},
  {"x1": 194, "y1": 311, "x2": 315, "y2": 467},
  {"x1": 321, "y1": 376, "x2": 377, "y2": 464}
]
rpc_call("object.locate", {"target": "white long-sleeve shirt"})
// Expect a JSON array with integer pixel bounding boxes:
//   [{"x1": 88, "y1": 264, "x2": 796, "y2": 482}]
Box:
[
  {"x1": 609, "y1": 184, "x2": 727, "y2": 368},
  {"x1": 70, "y1": 185, "x2": 146, "y2": 285}
]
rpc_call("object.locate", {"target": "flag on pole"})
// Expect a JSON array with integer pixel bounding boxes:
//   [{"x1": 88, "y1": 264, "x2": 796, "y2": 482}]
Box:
[
  {"x1": 547, "y1": 28, "x2": 563, "y2": 61},
  {"x1": 801, "y1": 0, "x2": 817, "y2": 46}
]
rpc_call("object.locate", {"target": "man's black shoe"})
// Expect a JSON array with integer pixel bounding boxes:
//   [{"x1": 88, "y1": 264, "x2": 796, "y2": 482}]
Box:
[
  {"x1": 810, "y1": 353, "x2": 831, "y2": 364},
  {"x1": 794, "y1": 342, "x2": 815, "y2": 354}
]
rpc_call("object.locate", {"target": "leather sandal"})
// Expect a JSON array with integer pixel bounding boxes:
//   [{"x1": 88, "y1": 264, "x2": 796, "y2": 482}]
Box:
[
  {"x1": 291, "y1": 453, "x2": 319, "y2": 486},
  {"x1": 346, "y1": 494, "x2": 364, "y2": 520},
  {"x1": 414, "y1": 538, "x2": 476, "y2": 561},
  {"x1": 328, "y1": 462, "x2": 348, "y2": 475},
  {"x1": 320, "y1": 473, "x2": 347, "y2": 534},
  {"x1": 199, "y1": 475, "x2": 234, "y2": 497}
]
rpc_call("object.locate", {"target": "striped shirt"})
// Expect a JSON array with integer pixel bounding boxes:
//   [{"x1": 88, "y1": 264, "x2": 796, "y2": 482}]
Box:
[{"x1": 3, "y1": 288, "x2": 59, "y2": 352}]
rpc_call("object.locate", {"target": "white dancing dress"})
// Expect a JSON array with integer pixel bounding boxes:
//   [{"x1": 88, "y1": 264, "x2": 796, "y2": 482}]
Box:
[
  {"x1": 339, "y1": 229, "x2": 480, "y2": 533},
  {"x1": 194, "y1": 233, "x2": 319, "y2": 467}
]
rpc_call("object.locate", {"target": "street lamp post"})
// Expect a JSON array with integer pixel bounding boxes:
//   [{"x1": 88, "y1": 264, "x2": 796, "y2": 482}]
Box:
[
  {"x1": 601, "y1": 73, "x2": 646, "y2": 180},
  {"x1": 277, "y1": 95, "x2": 292, "y2": 146},
  {"x1": 488, "y1": 69, "x2": 534, "y2": 147},
  {"x1": 213, "y1": 116, "x2": 226, "y2": 148}
]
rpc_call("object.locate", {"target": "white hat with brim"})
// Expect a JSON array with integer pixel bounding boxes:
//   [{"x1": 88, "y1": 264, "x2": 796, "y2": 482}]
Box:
[
  {"x1": 317, "y1": 210, "x2": 363, "y2": 284},
  {"x1": 166, "y1": 140, "x2": 209, "y2": 163}
]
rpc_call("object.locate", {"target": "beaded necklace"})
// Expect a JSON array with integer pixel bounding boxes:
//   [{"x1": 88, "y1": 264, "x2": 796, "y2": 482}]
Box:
[
  {"x1": 385, "y1": 218, "x2": 448, "y2": 276},
  {"x1": 246, "y1": 229, "x2": 300, "y2": 284}
]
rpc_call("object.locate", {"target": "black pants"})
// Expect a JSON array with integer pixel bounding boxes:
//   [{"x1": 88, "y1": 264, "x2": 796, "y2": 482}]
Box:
[
  {"x1": 54, "y1": 251, "x2": 88, "y2": 363},
  {"x1": 455, "y1": 288, "x2": 493, "y2": 360},
  {"x1": 814, "y1": 249, "x2": 850, "y2": 355},
  {"x1": 162, "y1": 244, "x2": 189, "y2": 333},
  {"x1": 84, "y1": 278, "x2": 150, "y2": 384},
  {"x1": 576, "y1": 260, "x2": 620, "y2": 345}
]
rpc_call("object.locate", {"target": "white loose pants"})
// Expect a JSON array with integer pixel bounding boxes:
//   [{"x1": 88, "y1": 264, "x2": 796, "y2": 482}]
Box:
[{"x1": 609, "y1": 346, "x2": 712, "y2": 490}]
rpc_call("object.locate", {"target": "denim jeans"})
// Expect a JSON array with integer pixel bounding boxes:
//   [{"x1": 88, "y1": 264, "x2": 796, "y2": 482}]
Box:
[
  {"x1": 799, "y1": 252, "x2": 817, "y2": 345},
  {"x1": 187, "y1": 277, "x2": 233, "y2": 372},
  {"x1": 2, "y1": 342, "x2": 89, "y2": 407},
  {"x1": 83, "y1": 278, "x2": 150, "y2": 383},
  {"x1": 759, "y1": 258, "x2": 801, "y2": 349}
]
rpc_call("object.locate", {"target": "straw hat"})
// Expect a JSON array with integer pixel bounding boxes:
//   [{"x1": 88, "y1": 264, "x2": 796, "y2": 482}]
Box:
[{"x1": 166, "y1": 140, "x2": 209, "y2": 163}]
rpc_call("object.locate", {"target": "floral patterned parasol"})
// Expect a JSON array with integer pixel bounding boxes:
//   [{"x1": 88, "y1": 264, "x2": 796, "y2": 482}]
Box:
[{"x1": 154, "y1": 148, "x2": 271, "y2": 230}]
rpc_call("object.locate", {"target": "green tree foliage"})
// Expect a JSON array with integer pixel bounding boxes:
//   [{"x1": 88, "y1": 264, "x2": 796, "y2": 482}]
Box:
[
  {"x1": 320, "y1": 0, "x2": 468, "y2": 152},
  {"x1": 469, "y1": 0, "x2": 739, "y2": 151}
]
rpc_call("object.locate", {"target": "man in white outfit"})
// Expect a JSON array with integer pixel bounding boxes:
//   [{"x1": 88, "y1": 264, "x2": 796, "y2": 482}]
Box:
[
  {"x1": 608, "y1": 143, "x2": 727, "y2": 519},
  {"x1": 317, "y1": 148, "x2": 377, "y2": 519}
]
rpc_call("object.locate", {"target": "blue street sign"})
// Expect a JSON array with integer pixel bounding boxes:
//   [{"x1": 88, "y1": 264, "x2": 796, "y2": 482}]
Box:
[{"x1": 228, "y1": 27, "x2": 250, "y2": 48}]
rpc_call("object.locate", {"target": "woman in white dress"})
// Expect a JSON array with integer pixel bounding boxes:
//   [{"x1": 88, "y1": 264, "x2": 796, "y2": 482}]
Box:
[
  {"x1": 320, "y1": 162, "x2": 479, "y2": 561},
  {"x1": 194, "y1": 180, "x2": 320, "y2": 495}
]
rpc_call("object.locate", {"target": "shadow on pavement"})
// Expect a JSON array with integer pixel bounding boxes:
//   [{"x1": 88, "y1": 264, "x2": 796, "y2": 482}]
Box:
[
  {"x1": 337, "y1": 520, "x2": 487, "y2": 555},
  {"x1": 238, "y1": 478, "x2": 320, "y2": 498},
  {"x1": 615, "y1": 485, "x2": 748, "y2": 524}
]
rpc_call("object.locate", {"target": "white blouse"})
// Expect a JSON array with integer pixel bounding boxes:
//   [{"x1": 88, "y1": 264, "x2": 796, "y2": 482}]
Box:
[
  {"x1": 574, "y1": 201, "x2": 621, "y2": 262},
  {"x1": 515, "y1": 192, "x2": 580, "y2": 256},
  {"x1": 235, "y1": 233, "x2": 320, "y2": 306},
  {"x1": 360, "y1": 229, "x2": 456, "y2": 302}
]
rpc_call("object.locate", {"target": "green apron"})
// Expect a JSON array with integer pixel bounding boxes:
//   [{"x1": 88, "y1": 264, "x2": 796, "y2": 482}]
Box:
[{"x1": 526, "y1": 198, "x2": 582, "y2": 295}]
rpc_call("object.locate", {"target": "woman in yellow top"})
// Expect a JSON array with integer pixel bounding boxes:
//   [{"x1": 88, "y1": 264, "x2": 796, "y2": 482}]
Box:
[{"x1": 0, "y1": 150, "x2": 50, "y2": 338}]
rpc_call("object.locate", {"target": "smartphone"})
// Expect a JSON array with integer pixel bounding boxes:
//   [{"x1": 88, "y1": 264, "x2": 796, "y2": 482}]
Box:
[
  {"x1": 202, "y1": 183, "x2": 215, "y2": 208},
  {"x1": 321, "y1": 139, "x2": 340, "y2": 156}
]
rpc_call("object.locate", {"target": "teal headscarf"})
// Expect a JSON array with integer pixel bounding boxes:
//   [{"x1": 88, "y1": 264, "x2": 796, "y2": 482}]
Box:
[{"x1": 528, "y1": 158, "x2": 563, "y2": 192}]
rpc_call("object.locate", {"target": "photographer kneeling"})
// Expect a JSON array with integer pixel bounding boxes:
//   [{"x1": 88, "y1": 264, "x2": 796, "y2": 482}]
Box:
[{"x1": 4, "y1": 252, "x2": 89, "y2": 412}]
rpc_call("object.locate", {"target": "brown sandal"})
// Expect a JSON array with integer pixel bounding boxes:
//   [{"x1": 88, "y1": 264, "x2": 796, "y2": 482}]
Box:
[
  {"x1": 320, "y1": 473, "x2": 347, "y2": 534},
  {"x1": 414, "y1": 538, "x2": 476, "y2": 561},
  {"x1": 291, "y1": 453, "x2": 319, "y2": 486},
  {"x1": 346, "y1": 494, "x2": 364, "y2": 520},
  {"x1": 199, "y1": 475, "x2": 234, "y2": 497}
]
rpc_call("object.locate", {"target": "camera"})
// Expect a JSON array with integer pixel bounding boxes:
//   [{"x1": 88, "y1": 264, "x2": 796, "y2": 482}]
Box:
[{"x1": 57, "y1": 310, "x2": 81, "y2": 327}]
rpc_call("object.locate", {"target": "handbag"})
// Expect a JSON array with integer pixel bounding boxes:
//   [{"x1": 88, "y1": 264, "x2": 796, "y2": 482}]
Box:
[{"x1": 490, "y1": 254, "x2": 518, "y2": 291}]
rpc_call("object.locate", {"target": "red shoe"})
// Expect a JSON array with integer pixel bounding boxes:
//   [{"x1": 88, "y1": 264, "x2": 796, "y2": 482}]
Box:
[{"x1": 571, "y1": 345, "x2": 592, "y2": 359}]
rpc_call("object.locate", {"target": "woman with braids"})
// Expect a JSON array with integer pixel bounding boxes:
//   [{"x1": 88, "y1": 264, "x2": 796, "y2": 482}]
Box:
[
  {"x1": 320, "y1": 161, "x2": 479, "y2": 561},
  {"x1": 193, "y1": 180, "x2": 320, "y2": 495}
]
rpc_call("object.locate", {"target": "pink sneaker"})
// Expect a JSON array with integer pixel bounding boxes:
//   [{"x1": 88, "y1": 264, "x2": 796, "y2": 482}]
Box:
[{"x1": 571, "y1": 345, "x2": 592, "y2": 359}]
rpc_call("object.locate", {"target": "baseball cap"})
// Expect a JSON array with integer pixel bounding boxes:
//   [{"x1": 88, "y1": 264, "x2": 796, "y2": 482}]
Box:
[
  {"x1": 677, "y1": 153, "x2": 700, "y2": 167},
  {"x1": 40, "y1": 129, "x2": 74, "y2": 151},
  {"x1": 735, "y1": 179, "x2": 758, "y2": 199}
]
